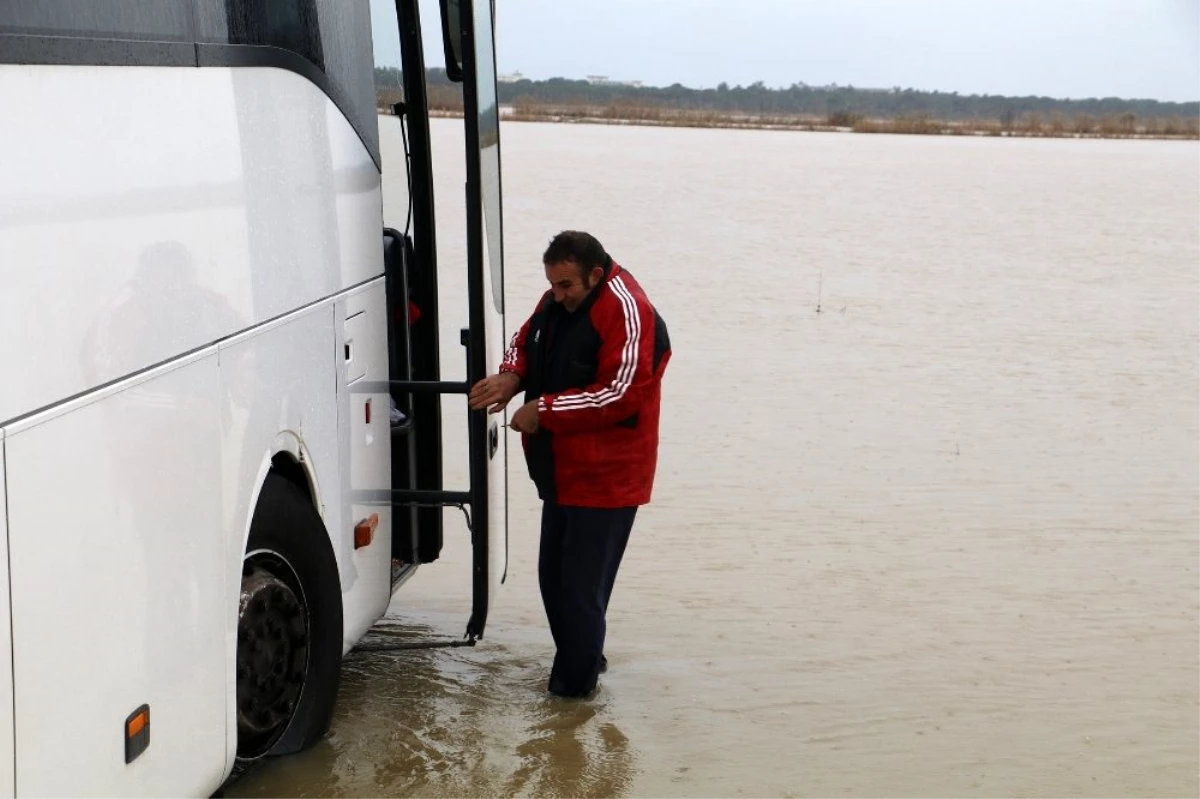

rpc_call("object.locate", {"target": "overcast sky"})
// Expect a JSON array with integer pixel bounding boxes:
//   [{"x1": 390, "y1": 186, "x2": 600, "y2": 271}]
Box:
[{"x1": 370, "y1": 0, "x2": 1199, "y2": 102}]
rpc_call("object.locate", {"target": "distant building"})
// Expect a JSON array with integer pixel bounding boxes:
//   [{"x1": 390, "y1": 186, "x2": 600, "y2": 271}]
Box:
[
  {"x1": 497, "y1": 72, "x2": 643, "y2": 87},
  {"x1": 817, "y1": 83, "x2": 891, "y2": 93},
  {"x1": 585, "y1": 74, "x2": 642, "y2": 88}
]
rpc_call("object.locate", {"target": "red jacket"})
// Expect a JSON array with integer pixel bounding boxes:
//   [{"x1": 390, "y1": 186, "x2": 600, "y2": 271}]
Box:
[{"x1": 500, "y1": 263, "x2": 671, "y2": 507}]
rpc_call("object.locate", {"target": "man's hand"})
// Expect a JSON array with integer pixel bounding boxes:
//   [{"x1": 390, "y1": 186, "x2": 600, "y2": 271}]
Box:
[
  {"x1": 468, "y1": 372, "x2": 521, "y2": 414},
  {"x1": 509, "y1": 399, "x2": 541, "y2": 434}
]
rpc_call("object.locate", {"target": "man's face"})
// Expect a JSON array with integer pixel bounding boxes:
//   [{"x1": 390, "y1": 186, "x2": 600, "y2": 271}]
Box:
[{"x1": 545, "y1": 260, "x2": 602, "y2": 312}]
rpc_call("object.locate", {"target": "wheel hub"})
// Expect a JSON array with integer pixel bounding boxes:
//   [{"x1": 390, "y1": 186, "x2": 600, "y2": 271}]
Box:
[{"x1": 236, "y1": 558, "x2": 309, "y2": 758}]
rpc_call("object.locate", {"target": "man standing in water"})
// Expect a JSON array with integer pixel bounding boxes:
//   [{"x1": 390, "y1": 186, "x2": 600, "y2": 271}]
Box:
[{"x1": 469, "y1": 230, "x2": 671, "y2": 698}]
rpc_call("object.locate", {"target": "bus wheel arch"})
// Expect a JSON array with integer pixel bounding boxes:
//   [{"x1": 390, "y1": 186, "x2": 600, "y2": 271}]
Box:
[
  {"x1": 235, "y1": 469, "x2": 343, "y2": 761},
  {"x1": 268, "y1": 450, "x2": 315, "y2": 506}
]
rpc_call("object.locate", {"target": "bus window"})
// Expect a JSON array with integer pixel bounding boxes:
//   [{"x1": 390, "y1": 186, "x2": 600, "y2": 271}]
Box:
[
  {"x1": 203, "y1": 0, "x2": 381, "y2": 164},
  {"x1": 221, "y1": 0, "x2": 323, "y2": 63},
  {"x1": 312, "y1": 0, "x2": 380, "y2": 160},
  {"x1": 0, "y1": 0, "x2": 194, "y2": 40}
]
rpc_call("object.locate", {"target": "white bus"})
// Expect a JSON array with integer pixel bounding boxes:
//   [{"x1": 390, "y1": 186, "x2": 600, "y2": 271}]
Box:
[{"x1": 0, "y1": 0, "x2": 507, "y2": 795}]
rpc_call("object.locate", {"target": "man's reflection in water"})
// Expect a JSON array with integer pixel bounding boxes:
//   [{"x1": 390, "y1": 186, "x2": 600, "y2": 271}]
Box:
[{"x1": 505, "y1": 698, "x2": 635, "y2": 799}]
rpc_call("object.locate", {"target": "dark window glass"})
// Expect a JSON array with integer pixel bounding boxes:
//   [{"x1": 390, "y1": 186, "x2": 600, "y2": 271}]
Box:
[
  {"x1": 192, "y1": 0, "x2": 229, "y2": 42},
  {"x1": 0, "y1": 0, "x2": 194, "y2": 40},
  {"x1": 0, "y1": 0, "x2": 379, "y2": 163},
  {"x1": 210, "y1": 0, "x2": 378, "y2": 160},
  {"x1": 221, "y1": 0, "x2": 324, "y2": 69},
  {"x1": 313, "y1": 0, "x2": 378, "y2": 159}
]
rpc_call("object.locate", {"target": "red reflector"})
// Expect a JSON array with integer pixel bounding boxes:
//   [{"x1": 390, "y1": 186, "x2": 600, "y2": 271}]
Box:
[
  {"x1": 354, "y1": 513, "x2": 379, "y2": 549},
  {"x1": 365, "y1": 398, "x2": 371, "y2": 424}
]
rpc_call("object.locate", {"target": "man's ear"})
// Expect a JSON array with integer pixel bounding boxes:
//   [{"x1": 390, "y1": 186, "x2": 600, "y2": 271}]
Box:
[{"x1": 589, "y1": 266, "x2": 605, "y2": 285}]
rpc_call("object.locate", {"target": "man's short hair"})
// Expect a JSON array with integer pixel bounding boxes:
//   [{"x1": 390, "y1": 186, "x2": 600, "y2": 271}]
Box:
[{"x1": 542, "y1": 230, "x2": 610, "y2": 275}]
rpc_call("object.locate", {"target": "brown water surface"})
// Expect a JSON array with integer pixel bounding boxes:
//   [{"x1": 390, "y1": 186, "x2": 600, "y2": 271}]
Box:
[{"x1": 229, "y1": 120, "x2": 1200, "y2": 798}]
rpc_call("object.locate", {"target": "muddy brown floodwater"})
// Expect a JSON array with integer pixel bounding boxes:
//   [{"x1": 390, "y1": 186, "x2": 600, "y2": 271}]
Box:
[{"x1": 227, "y1": 120, "x2": 1199, "y2": 798}]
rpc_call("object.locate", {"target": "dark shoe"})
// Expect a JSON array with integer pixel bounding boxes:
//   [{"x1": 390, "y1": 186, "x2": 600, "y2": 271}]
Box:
[
  {"x1": 548, "y1": 670, "x2": 600, "y2": 699},
  {"x1": 548, "y1": 680, "x2": 595, "y2": 699},
  {"x1": 546, "y1": 654, "x2": 607, "y2": 697}
]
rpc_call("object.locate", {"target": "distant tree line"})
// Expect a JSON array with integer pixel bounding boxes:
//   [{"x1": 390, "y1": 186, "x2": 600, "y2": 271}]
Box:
[
  {"x1": 512, "y1": 78, "x2": 1197, "y2": 122},
  {"x1": 375, "y1": 67, "x2": 1195, "y2": 118},
  {"x1": 374, "y1": 67, "x2": 1200, "y2": 139}
]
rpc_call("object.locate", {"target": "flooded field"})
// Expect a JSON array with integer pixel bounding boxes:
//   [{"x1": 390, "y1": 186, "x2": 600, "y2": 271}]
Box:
[{"x1": 228, "y1": 119, "x2": 1199, "y2": 798}]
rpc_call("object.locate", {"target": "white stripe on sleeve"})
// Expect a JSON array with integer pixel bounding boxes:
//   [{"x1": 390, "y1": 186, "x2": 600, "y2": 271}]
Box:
[{"x1": 549, "y1": 276, "x2": 641, "y2": 411}]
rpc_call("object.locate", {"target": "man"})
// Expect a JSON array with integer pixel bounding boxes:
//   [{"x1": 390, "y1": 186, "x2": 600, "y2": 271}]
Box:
[{"x1": 468, "y1": 230, "x2": 671, "y2": 698}]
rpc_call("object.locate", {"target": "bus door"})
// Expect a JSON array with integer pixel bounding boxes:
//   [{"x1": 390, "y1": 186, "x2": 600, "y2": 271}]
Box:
[
  {"x1": 364, "y1": 0, "x2": 506, "y2": 642},
  {"x1": 459, "y1": 0, "x2": 508, "y2": 639}
]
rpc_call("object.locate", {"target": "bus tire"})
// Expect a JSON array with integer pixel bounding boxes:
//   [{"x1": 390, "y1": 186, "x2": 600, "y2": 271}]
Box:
[{"x1": 236, "y1": 473, "x2": 343, "y2": 760}]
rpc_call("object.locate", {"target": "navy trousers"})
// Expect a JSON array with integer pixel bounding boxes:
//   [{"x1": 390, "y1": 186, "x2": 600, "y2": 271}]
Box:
[{"x1": 538, "y1": 501, "x2": 637, "y2": 697}]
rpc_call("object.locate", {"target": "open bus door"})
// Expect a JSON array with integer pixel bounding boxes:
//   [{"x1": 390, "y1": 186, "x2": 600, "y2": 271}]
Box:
[
  {"x1": 458, "y1": 0, "x2": 508, "y2": 640},
  {"x1": 366, "y1": 0, "x2": 506, "y2": 643}
]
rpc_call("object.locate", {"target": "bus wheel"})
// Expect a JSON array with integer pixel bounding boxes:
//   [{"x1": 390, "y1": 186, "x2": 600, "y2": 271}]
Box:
[{"x1": 236, "y1": 473, "x2": 343, "y2": 760}]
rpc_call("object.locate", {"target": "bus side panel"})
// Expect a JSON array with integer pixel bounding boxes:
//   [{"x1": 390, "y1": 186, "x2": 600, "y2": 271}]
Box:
[
  {"x1": 217, "y1": 299, "x2": 393, "y2": 655},
  {"x1": 218, "y1": 305, "x2": 341, "y2": 768},
  {"x1": 0, "y1": 64, "x2": 382, "y2": 425},
  {"x1": 338, "y1": 283, "x2": 393, "y2": 650},
  {"x1": 5, "y1": 356, "x2": 227, "y2": 797},
  {"x1": 0, "y1": 437, "x2": 14, "y2": 799}
]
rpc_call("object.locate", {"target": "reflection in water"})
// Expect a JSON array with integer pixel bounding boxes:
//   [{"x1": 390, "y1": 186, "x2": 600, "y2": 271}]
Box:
[
  {"x1": 504, "y1": 702, "x2": 633, "y2": 799},
  {"x1": 227, "y1": 618, "x2": 636, "y2": 798}
]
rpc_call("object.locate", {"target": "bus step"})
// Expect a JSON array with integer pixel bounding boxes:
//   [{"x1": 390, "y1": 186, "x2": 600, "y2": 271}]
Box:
[{"x1": 350, "y1": 638, "x2": 476, "y2": 654}]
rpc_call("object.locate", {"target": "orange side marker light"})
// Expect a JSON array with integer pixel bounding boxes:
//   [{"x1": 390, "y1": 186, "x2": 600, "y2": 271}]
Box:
[
  {"x1": 354, "y1": 513, "x2": 379, "y2": 549},
  {"x1": 125, "y1": 704, "x2": 150, "y2": 764}
]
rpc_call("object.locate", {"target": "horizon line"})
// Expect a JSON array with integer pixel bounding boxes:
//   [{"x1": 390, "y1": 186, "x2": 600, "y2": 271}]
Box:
[{"x1": 371, "y1": 62, "x2": 1200, "y2": 106}]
